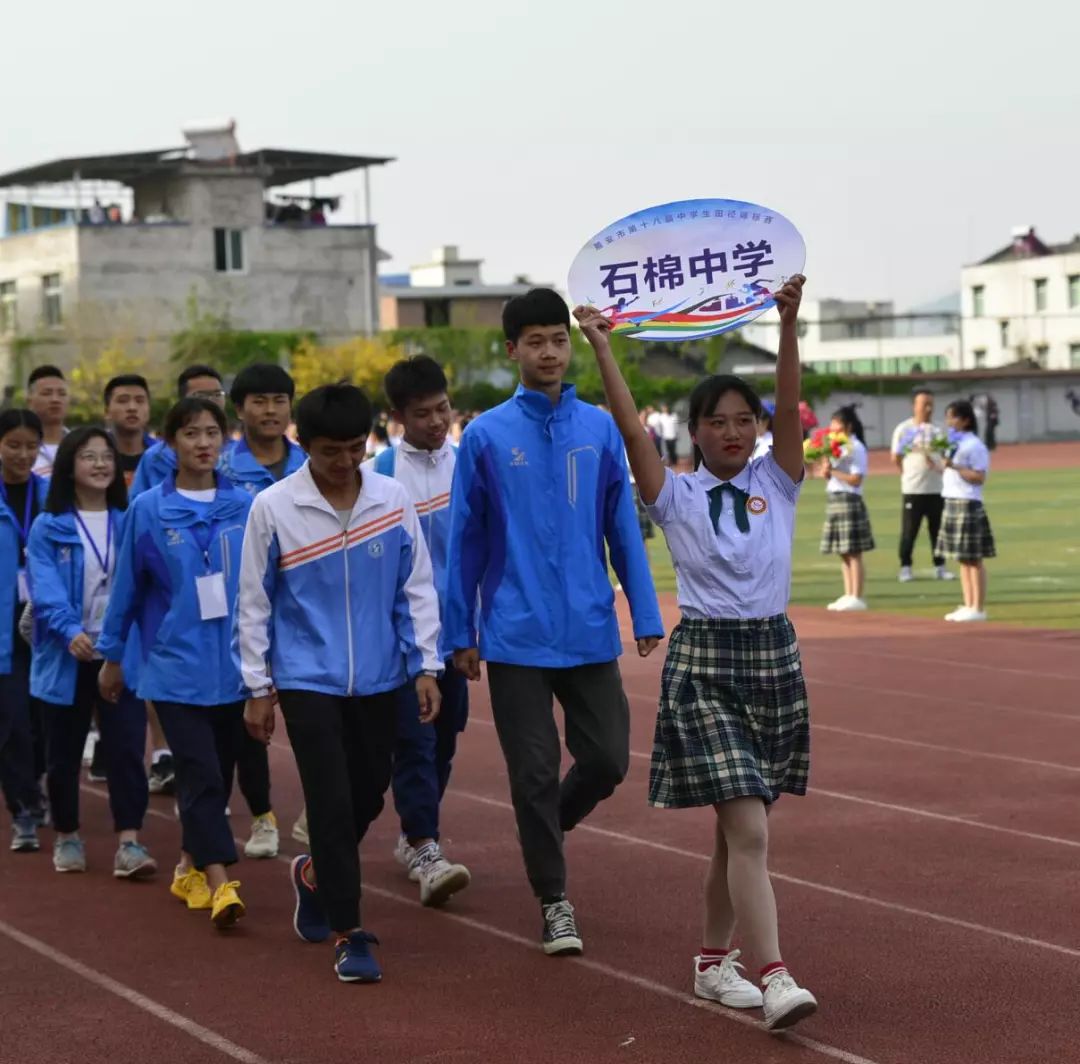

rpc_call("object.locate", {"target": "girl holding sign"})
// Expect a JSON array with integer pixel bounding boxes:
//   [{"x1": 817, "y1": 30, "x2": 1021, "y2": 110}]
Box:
[
  {"x1": 97, "y1": 398, "x2": 252, "y2": 929},
  {"x1": 0, "y1": 408, "x2": 49, "y2": 853},
  {"x1": 27, "y1": 428, "x2": 156, "y2": 877},
  {"x1": 574, "y1": 275, "x2": 817, "y2": 1032}
]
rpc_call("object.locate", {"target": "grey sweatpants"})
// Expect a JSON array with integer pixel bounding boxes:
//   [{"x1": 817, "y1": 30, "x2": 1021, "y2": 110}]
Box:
[{"x1": 486, "y1": 660, "x2": 630, "y2": 899}]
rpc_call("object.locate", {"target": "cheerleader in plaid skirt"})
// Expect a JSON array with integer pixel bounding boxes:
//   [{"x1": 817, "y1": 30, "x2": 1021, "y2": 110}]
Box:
[
  {"x1": 937, "y1": 400, "x2": 995, "y2": 622},
  {"x1": 573, "y1": 276, "x2": 818, "y2": 1032},
  {"x1": 816, "y1": 406, "x2": 874, "y2": 612}
]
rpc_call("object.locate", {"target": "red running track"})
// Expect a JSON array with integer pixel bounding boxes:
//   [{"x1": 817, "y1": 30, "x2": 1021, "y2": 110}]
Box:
[{"x1": 2, "y1": 598, "x2": 1079, "y2": 1064}]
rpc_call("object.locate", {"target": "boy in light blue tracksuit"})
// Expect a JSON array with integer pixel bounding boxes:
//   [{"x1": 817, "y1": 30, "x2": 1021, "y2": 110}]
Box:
[
  {"x1": 364, "y1": 355, "x2": 471, "y2": 909},
  {"x1": 443, "y1": 288, "x2": 664, "y2": 957},
  {"x1": 238, "y1": 383, "x2": 442, "y2": 984}
]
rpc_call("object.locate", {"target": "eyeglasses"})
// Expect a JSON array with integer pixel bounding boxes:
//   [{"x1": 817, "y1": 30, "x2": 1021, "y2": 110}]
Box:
[
  {"x1": 189, "y1": 389, "x2": 226, "y2": 401},
  {"x1": 76, "y1": 451, "x2": 116, "y2": 466}
]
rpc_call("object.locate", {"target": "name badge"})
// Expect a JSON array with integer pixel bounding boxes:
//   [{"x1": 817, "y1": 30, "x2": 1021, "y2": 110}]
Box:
[
  {"x1": 195, "y1": 572, "x2": 228, "y2": 621},
  {"x1": 16, "y1": 568, "x2": 29, "y2": 604}
]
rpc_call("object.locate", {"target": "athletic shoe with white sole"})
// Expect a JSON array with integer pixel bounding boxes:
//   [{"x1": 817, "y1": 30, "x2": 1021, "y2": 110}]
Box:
[
  {"x1": 693, "y1": 950, "x2": 764, "y2": 1009},
  {"x1": 394, "y1": 834, "x2": 419, "y2": 882},
  {"x1": 762, "y1": 969, "x2": 818, "y2": 1031},
  {"x1": 291, "y1": 809, "x2": 310, "y2": 846},
  {"x1": 898, "y1": 566, "x2": 914, "y2": 583},
  {"x1": 832, "y1": 597, "x2": 867, "y2": 612},
  {"x1": 244, "y1": 812, "x2": 279, "y2": 858},
  {"x1": 148, "y1": 754, "x2": 175, "y2": 795},
  {"x1": 335, "y1": 931, "x2": 382, "y2": 983},
  {"x1": 951, "y1": 608, "x2": 987, "y2": 623},
  {"x1": 825, "y1": 595, "x2": 853, "y2": 611},
  {"x1": 411, "y1": 842, "x2": 471, "y2": 907},
  {"x1": 935, "y1": 566, "x2": 956, "y2": 581},
  {"x1": 11, "y1": 815, "x2": 39, "y2": 853},
  {"x1": 53, "y1": 835, "x2": 87, "y2": 873},
  {"x1": 113, "y1": 841, "x2": 158, "y2": 879},
  {"x1": 290, "y1": 854, "x2": 331, "y2": 943},
  {"x1": 944, "y1": 605, "x2": 969, "y2": 621},
  {"x1": 541, "y1": 899, "x2": 583, "y2": 956}
]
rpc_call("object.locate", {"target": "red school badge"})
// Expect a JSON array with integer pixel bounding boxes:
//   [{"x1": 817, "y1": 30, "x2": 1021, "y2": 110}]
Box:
[{"x1": 747, "y1": 495, "x2": 768, "y2": 516}]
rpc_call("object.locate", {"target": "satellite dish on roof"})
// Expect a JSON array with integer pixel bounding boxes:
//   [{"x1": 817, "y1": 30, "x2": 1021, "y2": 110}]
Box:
[{"x1": 182, "y1": 120, "x2": 239, "y2": 161}]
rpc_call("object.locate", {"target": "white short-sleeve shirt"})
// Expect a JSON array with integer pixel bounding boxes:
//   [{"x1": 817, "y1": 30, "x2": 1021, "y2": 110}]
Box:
[
  {"x1": 890, "y1": 418, "x2": 944, "y2": 495},
  {"x1": 826, "y1": 438, "x2": 869, "y2": 496},
  {"x1": 943, "y1": 432, "x2": 989, "y2": 501},
  {"x1": 646, "y1": 451, "x2": 802, "y2": 620}
]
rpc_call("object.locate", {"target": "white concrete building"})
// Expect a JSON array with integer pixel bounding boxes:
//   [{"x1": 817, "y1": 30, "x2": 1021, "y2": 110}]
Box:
[
  {"x1": 960, "y1": 227, "x2": 1080, "y2": 371},
  {"x1": 0, "y1": 122, "x2": 393, "y2": 389}
]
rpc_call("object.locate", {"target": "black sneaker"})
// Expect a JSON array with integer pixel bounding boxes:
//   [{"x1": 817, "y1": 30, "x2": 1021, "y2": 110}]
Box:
[
  {"x1": 541, "y1": 899, "x2": 583, "y2": 956},
  {"x1": 87, "y1": 740, "x2": 108, "y2": 783},
  {"x1": 148, "y1": 754, "x2": 175, "y2": 795}
]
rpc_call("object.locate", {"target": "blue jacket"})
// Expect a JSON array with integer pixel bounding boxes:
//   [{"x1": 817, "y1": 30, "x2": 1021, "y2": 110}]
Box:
[
  {"x1": 27, "y1": 509, "x2": 142, "y2": 705},
  {"x1": 128, "y1": 440, "x2": 177, "y2": 499},
  {"x1": 220, "y1": 437, "x2": 307, "y2": 497},
  {"x1": 236, "y1": 462, "x2": 442, "y2": 698},
  {"x1": 443, "y1": 384, "x2": 663, "y2": 667},
  {"x1": 97, "y1": 474, "x2": 252, "y2": 705},
  {"x1": 0, "y1": 474, "x2": 48, "y2": 674}
]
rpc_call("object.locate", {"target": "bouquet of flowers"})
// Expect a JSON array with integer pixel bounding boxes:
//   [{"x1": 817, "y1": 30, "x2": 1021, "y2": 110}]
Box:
[
  {"x1": 897, "y1": 425, "x2": 961, "y2": 460},
  {"x1": 803, "y1": 428, "x2": 851, "y2": 464}
]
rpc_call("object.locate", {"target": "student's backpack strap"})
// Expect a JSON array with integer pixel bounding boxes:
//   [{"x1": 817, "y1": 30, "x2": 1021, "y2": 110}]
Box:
[{"x1": 373, "y1": 448, "x2": 396, "y2": 477}]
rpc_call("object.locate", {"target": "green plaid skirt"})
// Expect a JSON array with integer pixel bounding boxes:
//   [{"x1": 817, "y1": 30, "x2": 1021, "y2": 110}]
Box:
[
  {"x1": 936, "y1": 498, "x2": 996, "y2": 562},
  {"x1": 820, "y1": 493, "x2": 875, "y2": 555},
  {"x1": 649, "y1": 616, "x2": 811, "y2": 808}
]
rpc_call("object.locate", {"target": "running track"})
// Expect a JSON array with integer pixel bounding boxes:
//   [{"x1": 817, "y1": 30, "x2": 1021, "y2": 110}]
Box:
[{"x1": 2, "y1": 596, "x2": 1078, "y2": 1064}]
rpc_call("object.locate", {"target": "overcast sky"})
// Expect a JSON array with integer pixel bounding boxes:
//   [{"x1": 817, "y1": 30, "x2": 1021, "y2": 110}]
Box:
[{"x1": 2, "y1": 0, "x2": 1077, "y2": 310}]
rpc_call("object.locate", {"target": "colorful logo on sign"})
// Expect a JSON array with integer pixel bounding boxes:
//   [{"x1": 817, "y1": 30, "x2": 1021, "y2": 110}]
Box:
[{"x1": 568, "y1": 198, "x2": 805, "y2": 342}]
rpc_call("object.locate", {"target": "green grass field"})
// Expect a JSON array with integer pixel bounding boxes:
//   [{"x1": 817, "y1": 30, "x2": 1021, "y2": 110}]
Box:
[{"x1": 643, "y1": 467, "x2": 1080, "y2": 629}]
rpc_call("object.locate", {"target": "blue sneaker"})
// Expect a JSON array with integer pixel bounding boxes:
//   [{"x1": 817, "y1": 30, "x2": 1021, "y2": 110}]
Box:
[
  {"x1": 334, "y1": 931, "x2": 381, "y2": 983},
  {"x1": 53, "y1": 835, "x2": 87, "y2": 872},
  {"x1": 11, "y1": 815, "x2": 39, "y2": 853},
  {"x1": 291, "y1": 854, "x2": 330, "y2": 943}
]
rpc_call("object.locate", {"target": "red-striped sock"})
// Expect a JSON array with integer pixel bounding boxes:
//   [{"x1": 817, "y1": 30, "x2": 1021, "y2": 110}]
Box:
[
  {"x1": 760, "y1": 961, "x2": 788, "y2": 985},
  {"x1": 697, "y1": 947, "x2": 731, "y2": 973}
]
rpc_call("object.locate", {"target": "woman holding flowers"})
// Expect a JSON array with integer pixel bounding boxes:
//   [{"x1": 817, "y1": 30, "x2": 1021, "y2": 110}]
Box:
[{"x1": 812, "y1": 406, "x2": 874, "y2": 611}]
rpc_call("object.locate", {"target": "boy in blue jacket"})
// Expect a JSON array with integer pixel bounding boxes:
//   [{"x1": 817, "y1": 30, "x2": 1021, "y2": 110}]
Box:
[{"x1": 443, "y1": 288, "x2": 663, "y2": 956}]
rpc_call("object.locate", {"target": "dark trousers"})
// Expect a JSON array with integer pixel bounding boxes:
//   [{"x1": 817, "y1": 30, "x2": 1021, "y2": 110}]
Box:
[
  {"x1": 392, "y1": 663, "x2": 469, "y2": 842},
  {"x1": 486, "y1": 660, "x2": 630, "y2": 899},
  {"x1": 154, "y1": 701, "x2": 242, "y2": 870},
  {"x1": 664, "y1": 439, "x2": 678, "y2": 465},
  {"x1": 899, "y1": 493, "x2": 945, "y2": 568},
  {"x1": 234, "y1": 724, "x2": 272, "y2": 818},
  {"x1": 43, "y1": 661, "x2": 148, "y2": 834},
  {"x1": 0, "y1": 632, "x2": 41, "y2": 817},
  {"x1": 278, "y1": 689, "x2": 397, "y2": 933}
]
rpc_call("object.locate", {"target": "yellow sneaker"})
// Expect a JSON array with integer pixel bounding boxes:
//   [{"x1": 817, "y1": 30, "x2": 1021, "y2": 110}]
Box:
[
  {"x1": 211, "y1": 880, "x2": 246, "y2": 929},
  {"x1": 171, "y1": 866, "x2": 212, "y2": 910}
]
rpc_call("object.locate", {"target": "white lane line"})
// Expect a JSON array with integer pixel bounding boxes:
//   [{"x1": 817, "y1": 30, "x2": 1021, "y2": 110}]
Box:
[
  {"x1": 0, "y1": 919, "x2": 272, "y2": 1064},
  {"x1": 468, "y1": 716, "x2": 1080, "y2": 847},
  {"x1": 449, "y1": 790, "x2": 1080, "y2": 961},
  {"x1": 80, "y1": 787, "x2": 879, "y2": 1064}
]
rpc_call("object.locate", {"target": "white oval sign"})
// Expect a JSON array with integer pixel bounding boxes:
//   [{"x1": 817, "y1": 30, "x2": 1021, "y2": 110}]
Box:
[{"x1": 568, "y1": 198, "x2": 805, "y2": 342}]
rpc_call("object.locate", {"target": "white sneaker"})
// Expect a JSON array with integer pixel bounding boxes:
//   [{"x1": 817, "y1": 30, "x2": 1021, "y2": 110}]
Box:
[
  {"x1": 693, "y1": 950, "x2": 764, "y2": 1009},
  {"x1": 82, "y1": 729, "x2": 99, "y2": 767},
  {"x1": 935, "y1": 566, "x2": 956, "y2": 581},
  {"x1": 944, "y1": 605, "x2": 969, "y2": 621},
  {"x1": 762, "y1": 969, "x2": 818, "y2": 1031},
  {"x1": 952, "y1": 609, "x2": 987, "y2": 623},
  {"x1": 826, "y1": 595, "x2": 852, "y2": 611},
  {"x1": 410, "y1": 842, "x2": 471, "y2": 907},
  {"x1": 244, "y1": 813, "x2": 279, "y2": 858},
  {"x1": 833, "y1": 597, "x2": 867, "y2": 612},
  {"x1": 898, "y1": 566, "x2": 914, "y2": 583},
  {"x1": 394, "y1": 834, "x2": 419, "y2": 882},
  {"x1": 291, "y1": 809, "x2": 309, "y2": 846}
]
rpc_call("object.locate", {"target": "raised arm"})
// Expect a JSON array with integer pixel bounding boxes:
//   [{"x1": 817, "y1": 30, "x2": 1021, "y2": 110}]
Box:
[
  {"x1": 771, "y1": 275, "x2": 807, "y2": 483},
  {"x1": 573, "y1": 305, "x2": 666, "y2": 505}
]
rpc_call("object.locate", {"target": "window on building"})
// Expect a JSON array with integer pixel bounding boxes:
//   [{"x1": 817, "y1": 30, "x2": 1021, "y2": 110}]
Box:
[
  {"x1": 1069, "y1": 275, "x2": 1080, "y2": 309},
  {"x1": 213, "y1": 228, "x2": 245, "y2": 273},
  {"x1": 1034, "y1": 278, "x2": 1048, "y2": 312},
  {"x1": 42, "y1": 274, "x2": 62, "y2": 327},
  {"x1": 973, "y1": 348, "x2": 987, "y2": 369},
  {"x1": 423, "y1": 299, "x2": 451, "y2": 327},
  {"x1": 1033, "y1": 344, "x2": 1049, "y2": 367},
  {"x1": 972, "y1": 285, "x2": 985, "y2": 317},
  {"x1": 0, "y1": 281, "x2": 16, "y2": 334},
  {"x1": 847, "y1": 321, "x2": 866, "y2": 338},
  {"x1": 999, "y1": 320, "x2": 1010, "y2": 349},
  {"x1": 1070, "y1": 343, "x2": 1080, "y2": 368}
]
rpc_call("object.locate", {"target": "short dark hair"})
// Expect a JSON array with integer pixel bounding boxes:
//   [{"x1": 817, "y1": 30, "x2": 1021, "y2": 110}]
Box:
[
  {"x1": 0, "y1": 408, "x2": 44, "y2": 442},
  {"x1": 44, "y1": 427, "x2": 128, "y2": 514},
  {"x1": 687, "y1": 375, "x2": 764, "y2": 469},
  {"x1": 295, "y1": 383, "x2": 373, "y2": 447},
  {"x1": 104, "y1": 374, "x2": 151, "y2": 406},
  {"x1": 946, "y1": 399, "x2": 978, "y2": 435},
  {"x1": 176, "y1": 364, "x2": 222, "y2": 399},
  {"x1": 502, "y1": 288, "x2": 571, "y2": 344},
  {"x1": 230, "y1": 362, "x2": 295, "y2": 407},
  {"x1": 28, "y1": 365, "x2": 65, "y2": 389},
  {"x1": 163, "y1": 397, "x2": 229, "y2": 441},
  {"x1": 384, "y1": 356, "x2": 449, "y2": 412},
  {"x1": 912, "y1": 388, "x2": 934, "y2": 401}
]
